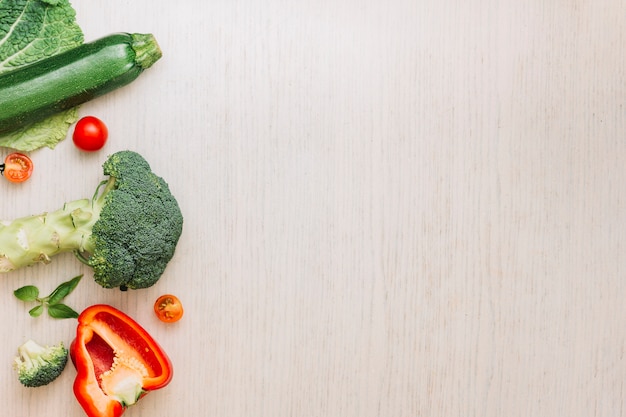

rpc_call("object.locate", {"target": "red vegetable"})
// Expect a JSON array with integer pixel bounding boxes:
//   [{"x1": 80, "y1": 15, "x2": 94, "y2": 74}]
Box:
[
  {"x1": 1, "y1": 152, "x2": 33, "y2": 183},
  {"x1": 73, "y1": 116, "x2": 108, "y2": 151},
  {"x1": 154, "y1": 294, "x2": 184, "y2": 323},
  {"x1": 70, "y1": 304, "x2": 173, "y2": 417}
]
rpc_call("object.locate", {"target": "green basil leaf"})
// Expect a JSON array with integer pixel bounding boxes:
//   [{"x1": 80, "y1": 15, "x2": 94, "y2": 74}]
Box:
[
  {"x1": 47, "y1": 274, "x2": 83, "y2": 305},
  {"x1": 28, "y1": 305, "x2": 44, "y2": 317},
  {"x1": 14, "y1": 285, "x2": 39, "y2": 302},
  {"x1": 47, "y1": 303, "x2": 79, "y2": 319}
]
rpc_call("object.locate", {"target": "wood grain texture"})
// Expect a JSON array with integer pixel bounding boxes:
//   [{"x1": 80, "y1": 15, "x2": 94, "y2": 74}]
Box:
[{"x1": 0, "y1": 0, "x2": 624, "y2": 415}]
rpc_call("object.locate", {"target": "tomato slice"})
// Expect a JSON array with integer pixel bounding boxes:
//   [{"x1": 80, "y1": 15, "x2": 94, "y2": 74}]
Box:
[
  {"x1": 1, "y1": 153, "x2": 33, "y2": 183},
  {"x1": 154, "y1": 295, "x2": 184, "y2": 323}
]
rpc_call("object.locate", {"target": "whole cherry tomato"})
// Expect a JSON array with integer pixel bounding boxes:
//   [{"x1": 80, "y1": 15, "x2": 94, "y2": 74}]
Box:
[
  {"x1": 73, "y1": 116, "x2": 108, "y2": 151},
  {"x1": 1, "y1": 153, "x2": 33, "y2": 183},
  {"x1": 154, "y1": 294, "x2": 184, "y2": 323}
]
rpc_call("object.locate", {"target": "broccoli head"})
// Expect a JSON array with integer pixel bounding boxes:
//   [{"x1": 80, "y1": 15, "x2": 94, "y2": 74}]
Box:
[
  {"x1": 14, "y1": 339, "x2": 68, "y2": 387},
  {"x1": 0, "y1": 150, "x2": 183, "y2": 290}
]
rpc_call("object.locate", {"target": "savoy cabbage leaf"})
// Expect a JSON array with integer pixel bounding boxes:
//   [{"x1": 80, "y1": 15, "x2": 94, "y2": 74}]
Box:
[{"x1": 0, "y1": 0, "x2": 83, "y2": 151}]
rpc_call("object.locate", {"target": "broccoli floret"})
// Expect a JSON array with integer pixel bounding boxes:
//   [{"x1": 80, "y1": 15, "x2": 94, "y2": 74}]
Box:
[
  {"x1": 14, "y1": 339, "x2": 68, "y2": 387},
  {"x1": 0, "y1": 150, "x2": 183, "y2": 290}
]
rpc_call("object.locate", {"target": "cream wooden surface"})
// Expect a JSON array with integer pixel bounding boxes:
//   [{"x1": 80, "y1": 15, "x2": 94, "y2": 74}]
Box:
[{"x1": 1, "y1": 0, "x2": 625, "y2": 416}]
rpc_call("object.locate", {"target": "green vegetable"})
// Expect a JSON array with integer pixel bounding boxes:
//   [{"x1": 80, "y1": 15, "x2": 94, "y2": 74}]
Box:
[
  {"x1": 0, "y1": 151, "x2": 183, "y2": 290},
  {"x1": 14, "y1": 275, "x2": 82, "y2": 319},
  {"x1": 14, "y1": 339, "x2": 69, "y2": 387},
  {"x1": 0, "y1": 32, "x2": 162, "y2": 137},
  {"x1": 0, "y1": 0, "x2": 84, "y2": 151}
]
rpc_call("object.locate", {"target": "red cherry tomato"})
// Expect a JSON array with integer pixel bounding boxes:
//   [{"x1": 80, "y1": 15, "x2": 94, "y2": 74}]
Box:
[
  {"x1": 154, "y1": 294, "x2": 184, "y2": 323},
  {"x1": 2, "y1": 153, "x2": 33, "y2": 183},
  {"x1": 73, "y1": 116, "x2": 108, "y2": 151}
]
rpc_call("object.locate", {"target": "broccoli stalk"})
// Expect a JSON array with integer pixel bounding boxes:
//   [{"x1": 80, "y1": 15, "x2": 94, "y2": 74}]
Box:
[
  {"x1": 0, "y1": 151, "x2": 183, "y2": 290},
  {"x1": 14, "y1": 339, "x2": 69, "y2": 387}
]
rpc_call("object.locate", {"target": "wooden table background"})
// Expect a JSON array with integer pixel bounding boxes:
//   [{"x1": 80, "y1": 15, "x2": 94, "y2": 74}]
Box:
[{"x1": 1, "y1": 0, "x2": 625, "y2": 416}]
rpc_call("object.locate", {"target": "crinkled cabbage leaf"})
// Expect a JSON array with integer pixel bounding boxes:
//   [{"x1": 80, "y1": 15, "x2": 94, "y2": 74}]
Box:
[{"x1": 0, "y1": 0, "x2": 83, "y2": 151}]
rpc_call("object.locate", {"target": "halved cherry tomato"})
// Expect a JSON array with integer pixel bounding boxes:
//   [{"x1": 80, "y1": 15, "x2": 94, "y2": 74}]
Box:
[
  {"x1": 154, "y1": 294, "x2": 184, "y2": 323},
  {"x1": 1, "y1": 153, "x2": 33, "y2": 183},
  {"x1": 73, "y1": 116, "x2": 108, "y2": 151}
]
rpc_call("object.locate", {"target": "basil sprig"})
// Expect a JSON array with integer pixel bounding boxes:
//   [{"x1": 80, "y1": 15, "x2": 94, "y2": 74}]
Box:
[{"x1": 14, "y1": 275, "x2": 82, "y2": 319}]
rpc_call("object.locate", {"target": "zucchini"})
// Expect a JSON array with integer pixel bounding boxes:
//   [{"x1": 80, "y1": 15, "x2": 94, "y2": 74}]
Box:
[{"x1": 0, "y1": 33, "x2": 162, "y2": 135}]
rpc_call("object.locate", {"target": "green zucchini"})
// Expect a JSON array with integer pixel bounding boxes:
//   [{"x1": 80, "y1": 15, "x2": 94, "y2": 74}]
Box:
[{"x1": 0, "y1": 33, "x2": 162, "y2": 135}]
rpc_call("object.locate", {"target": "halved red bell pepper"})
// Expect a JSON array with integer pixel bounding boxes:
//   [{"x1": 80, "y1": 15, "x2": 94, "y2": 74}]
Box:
[{"x1": 70, "y1": 304, "x2": 173, "y2": 417}]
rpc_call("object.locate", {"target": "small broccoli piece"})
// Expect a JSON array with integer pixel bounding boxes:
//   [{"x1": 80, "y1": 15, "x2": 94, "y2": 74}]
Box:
[
  {"x1": 14, "y1": 339, "x2": 68, "y2": 387},
  {"x1": 0, "y1": 150, "x2": 183, "y2": 290}
]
